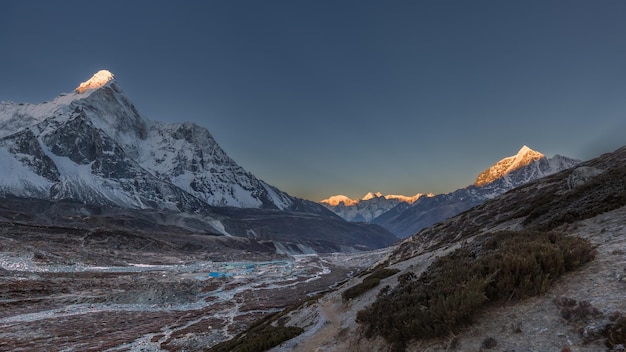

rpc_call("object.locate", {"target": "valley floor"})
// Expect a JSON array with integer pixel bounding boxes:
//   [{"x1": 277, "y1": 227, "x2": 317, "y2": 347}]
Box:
[{"x1": 0, "y1": 223, "x2": 389, "y2": 351}]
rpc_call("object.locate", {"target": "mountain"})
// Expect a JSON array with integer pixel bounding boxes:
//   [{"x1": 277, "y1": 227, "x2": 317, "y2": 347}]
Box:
[
  {"x1": 320, "y1": 192, "x2": 427, "y2": 222},
  {"x1": 244, "y1": 145, "x2": 626, "y2": 352},
  {"x1": 0, "y1": 70, "x2": 397, "y2": 253},
  {"x1": 373, "y1": 146, "x2": 580, "y2": 237},
  {"x1": 0, "y1": 70, "x2": 309, "y2": 211},
  {"x1": 473, "y1": 145, "x2": 544, "y2": 186}
]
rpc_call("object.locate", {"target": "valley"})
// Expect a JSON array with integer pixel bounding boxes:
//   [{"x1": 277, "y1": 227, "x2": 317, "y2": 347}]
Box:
[
  {"x1": 0, "y1": 221, "x2": 389, "y2": 351},
  {"x1": 0, "y1": 70, "x2": 623, "y2": 352}
]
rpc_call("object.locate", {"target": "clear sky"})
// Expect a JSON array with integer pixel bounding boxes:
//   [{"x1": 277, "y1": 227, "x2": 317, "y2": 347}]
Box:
[{"x1": 1, "y1": 1, "x2": 625, "y2": 201}]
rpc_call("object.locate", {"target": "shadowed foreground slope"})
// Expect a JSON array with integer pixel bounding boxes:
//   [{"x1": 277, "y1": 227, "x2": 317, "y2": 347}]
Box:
[{"x1": 241, "y1": 146, "x2": 626, "y2": 352}]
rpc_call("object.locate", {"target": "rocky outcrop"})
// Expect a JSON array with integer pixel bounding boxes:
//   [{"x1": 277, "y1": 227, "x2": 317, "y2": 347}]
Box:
[{"x1": 567, "y1": 166, "x2": 604, "y2": 189}]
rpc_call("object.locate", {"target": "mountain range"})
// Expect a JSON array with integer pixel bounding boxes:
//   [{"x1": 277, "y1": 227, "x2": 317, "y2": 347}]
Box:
[
  {"x1": 0, "y1": 70, "x2": 397, "y2": 253},
  {"x1": 259, "y1": 145, "x2": 626, "y2": 352},
  {"x1": 320, "y1": 192, "x2": 429, "y2": 222},
  {"x1": 3, "y1": 70, "x2": 623, "y2": 352},
  {"x1": 322, "y1": 145, "x2": 580, "y2": 238}
]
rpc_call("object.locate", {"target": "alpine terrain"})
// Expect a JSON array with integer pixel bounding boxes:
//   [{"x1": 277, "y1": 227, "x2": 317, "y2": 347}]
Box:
[
  {"x1": 0, "y1": 70, "x2": 397, "y2": 253},
  {"x1": 0, "y1": 71, "x2": 401, "y2": 352},
  {"x1": 231, "y1": 145, "x2": 626, "y2": 352},
  {"x1": 372, "y1": 145, "x2": 580, "y2": 237},
  {"x1": 320, "y1": 192, "x2": 428, "y2": 222}
]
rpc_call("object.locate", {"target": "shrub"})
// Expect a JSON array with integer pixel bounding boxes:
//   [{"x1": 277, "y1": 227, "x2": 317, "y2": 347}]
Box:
[
  {"x1": 342, "y1": 277, "x2": 381, "y2": 301},
  {"x1": 555, "y1": 298, "x2": 603, "y2": 323},
  {"x1": 208, "y1": 324, "x2": 303, "y2": 352},
  {"x1": 481, "y1": 337, "x2": 497, "y2": 349},
  {"x1": 356, "y1": 231, "x2": 595, "y2": 351},
  {"x1": 603, "y1": 315, "x2": 626, "y2": 350},
  {"x1": 342, "y1": 268, "x2": 399, "y2": 301}
]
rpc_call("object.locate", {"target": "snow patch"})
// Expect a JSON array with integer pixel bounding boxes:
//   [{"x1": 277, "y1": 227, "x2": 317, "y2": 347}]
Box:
[
  {"x1": 209, "y1": 220, "x2": 232, "y2": 237},
  {"x1": 0, "y1": 147, "x2": 52, "y2": 196},
  {"x1": 75, "y1": 70, "x2": 114, "y2": 93}
]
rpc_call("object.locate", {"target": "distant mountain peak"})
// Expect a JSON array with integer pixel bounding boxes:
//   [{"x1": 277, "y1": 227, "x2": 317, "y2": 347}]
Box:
[
  {"x1": 320, "y1": 192, "x2": 428, "y2": 222},
  {"x1": 76, "y1": 70, "x2": 115, "y2": 93},
  {"x1": 362, "y1": 192, "x2": 383, "y2": 200},
  {"x1": 320, "y1": 195, "x2": 358, "y2": 207},
  {"x1": 515, "y1": 145, "x2": 543, "y2": 160},
  {"x1": 474, "y1": 145, "x2": 545, "y2": 187},
  {"x1": 321, "y1": 192, "x2": 424, "y2": 207}
]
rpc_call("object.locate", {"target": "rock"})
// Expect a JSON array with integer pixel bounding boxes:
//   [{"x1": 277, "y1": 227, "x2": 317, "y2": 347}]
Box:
[{"x1": 567, "y1": 166, "x2": 603, "y2": 189}]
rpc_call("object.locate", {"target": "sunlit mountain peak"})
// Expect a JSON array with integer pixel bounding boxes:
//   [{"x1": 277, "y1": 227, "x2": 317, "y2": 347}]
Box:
[
  {"x1": 321, "y1": 192, "x2": 427, "y2": 208},
  {"x1": 362, "y1": 192, "x2": 383, "y2": 200},
  {"x1": 320, "y1": 195, "x2": 358, "y2": 206},
  {"x1": 75, "y1": 70, "x2": 115, "y2": 93},
  {"x1": 474, "y1": 145, "x2": 545, "y2": 187},
  {"x1": 384, "y1": 193, "x2": 432, "y2": 203}
]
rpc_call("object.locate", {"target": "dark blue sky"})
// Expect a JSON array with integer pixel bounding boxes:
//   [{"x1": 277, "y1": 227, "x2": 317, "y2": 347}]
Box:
[{"x1": 1, "y1": 1, "x2": 625, "y2": 200}]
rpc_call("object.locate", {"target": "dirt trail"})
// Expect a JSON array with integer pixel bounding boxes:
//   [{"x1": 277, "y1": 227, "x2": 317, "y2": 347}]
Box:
[{"x1": 291, "y1": 298, "x2": 343, "y2": 352}]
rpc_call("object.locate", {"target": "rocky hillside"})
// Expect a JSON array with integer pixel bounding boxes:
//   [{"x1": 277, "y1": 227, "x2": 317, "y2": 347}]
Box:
[
  {"x1": 373, "y1": 146, "x2": 580, "y2": 237},
  {"x1": 227, "y1": 146, "x2": 626, "y2": 352}
]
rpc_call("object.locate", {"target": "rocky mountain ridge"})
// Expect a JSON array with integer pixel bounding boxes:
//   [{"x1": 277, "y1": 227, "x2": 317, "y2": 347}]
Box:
[
  {"x1": 320, "y1": 192, "x2": 428, "y2": 222},
  {"x1": 320, "y1": 146, "x2": 578, "y2": 237},
  {"x1": 0, "y1": 70, "x2": 312, "y2": 212},
  {"x1": 373, "y1": 146, "x2": 580, "y2": 237},
  {"x1": 252, "y1": 145, "x2": 626, "y2": 352}
]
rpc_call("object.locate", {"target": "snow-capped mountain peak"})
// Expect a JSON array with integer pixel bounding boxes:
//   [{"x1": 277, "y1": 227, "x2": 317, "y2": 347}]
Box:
[
  {"x1": 76, "y1": 70, "x2": 115, "y2": 93},
  {"x1": 374, "y1": 146, "x2": 580, "y2": 237},
  {"x1": 320, "y1": 192, "x2": 427, "y2": 222},
  {"x1": 362, "y1": 191, "x2": 383, "y2": 200},
  {"x1": 0, "y1": 70, "x2": 335, "y2": 214},
  {"x1": 320, "y1": 195, "x2": 358, "y2": 207},
  {"x1": 474, "y1": 145, "x2": 545, "y2": 186}
]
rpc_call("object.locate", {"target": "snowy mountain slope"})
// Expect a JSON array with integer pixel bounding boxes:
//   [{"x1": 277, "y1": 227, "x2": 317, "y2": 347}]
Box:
[
  {"x1": 0, "y1": 70, "x2": 324, "y2": 213},
  {"x1": 473, "y1": 145, "x2": 543, "y2": 186},
  {"x1": 373, "y1": 146, "x2": 580, "y2": 237},
  {"x1": 137, "y1": 121, "x2": 293, "y2": 209},
  {"x1": 0, "y1": 70, "x2": 399, "y2": 253},
  {"x1": 320, "y1": 192, "x2": 427, "y2": 222}
]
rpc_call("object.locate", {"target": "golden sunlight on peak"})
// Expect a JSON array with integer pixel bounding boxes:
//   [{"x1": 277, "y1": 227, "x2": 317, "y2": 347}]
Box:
[
  {"x1": 75, "y1": 70, "x2": 114, "y2": 93},
  {"x1": 320, "y1": 195, "x2": 359, "y2": 207},
  {"x1": 384, "y1": 193, "x2": 431, "y2": 204}
]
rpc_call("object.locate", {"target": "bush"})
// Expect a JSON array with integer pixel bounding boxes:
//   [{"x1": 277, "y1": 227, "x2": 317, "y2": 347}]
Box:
[
  {"x1": 356, "y1": 231, "x2": 595, "y2": 351},
  {"x1": 603, "y1": 315, "x2": 626, "y2": 350},
  {"x1": 342, "y1": 268, "x2": 399, "y2": 301},
  {"x1": 208, "y1": 324, "x2": 303, "y2": 352},
  {"x1": 342, "y1": 277, "x2": 381, "y2": 301},
  {"x1": 555, "y1": 297, "x2": 603, "y2": 324}
]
